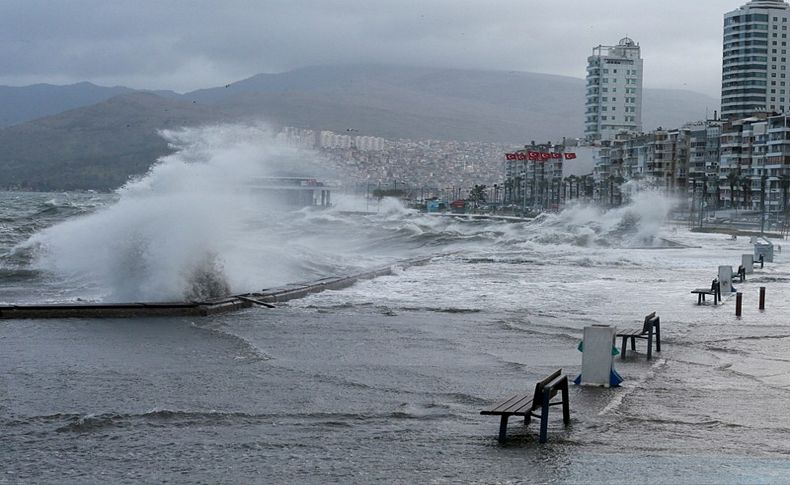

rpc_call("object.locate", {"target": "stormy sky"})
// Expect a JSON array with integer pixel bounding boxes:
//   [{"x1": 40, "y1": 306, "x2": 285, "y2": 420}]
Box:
[{"x1": 0, "y1": 0, "x2": 746, "y2": 97}]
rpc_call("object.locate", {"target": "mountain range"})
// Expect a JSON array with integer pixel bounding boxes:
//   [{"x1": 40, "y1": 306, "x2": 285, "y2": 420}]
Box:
[{"x1": 0, "y1": 64, "x2": 720, "y2": 190}]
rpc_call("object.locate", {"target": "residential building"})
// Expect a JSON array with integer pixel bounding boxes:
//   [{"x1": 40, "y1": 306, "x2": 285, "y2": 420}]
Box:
[
  {"x1": 585, "y1": 37, "x2": 644, "y2": 142},
  {"x1": 722, "y1": 0, "x2": 790, "y2": 119}
]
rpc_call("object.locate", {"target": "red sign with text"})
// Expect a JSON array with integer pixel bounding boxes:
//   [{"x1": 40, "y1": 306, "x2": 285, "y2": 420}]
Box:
[{"x1": 505, "y1": 151, "x2": 577, "y2": 161}]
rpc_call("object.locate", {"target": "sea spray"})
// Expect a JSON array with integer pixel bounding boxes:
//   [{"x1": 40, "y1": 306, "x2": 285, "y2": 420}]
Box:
[
  {"x1": 23, "y1": 124, "x2": 348, "y2": 302},
  {"x1": 529, "y1": 188, "x2": 678, "y2": 248}
]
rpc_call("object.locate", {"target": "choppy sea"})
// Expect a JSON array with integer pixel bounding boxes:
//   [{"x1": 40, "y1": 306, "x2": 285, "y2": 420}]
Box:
[
  {"x1": 2, "y1": 188, "x2": 790, "y2": 484},
  {"x1": 2, "y1": 128, "x2": 790, "y2": 484}
]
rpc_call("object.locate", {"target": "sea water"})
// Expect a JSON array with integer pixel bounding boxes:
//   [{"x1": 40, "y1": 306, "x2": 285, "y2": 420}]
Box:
[{"x1": 1, "y1": 127, "x2": 790, "y2": 483}]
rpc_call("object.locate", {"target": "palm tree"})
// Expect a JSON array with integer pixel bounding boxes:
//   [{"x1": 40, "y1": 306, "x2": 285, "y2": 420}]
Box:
[
  {"x1": 726, "y1": 170, "x2": 740, "y2": 210},
  {"x1": 740, "y1": 176, "x2": 753, "y2": 210}
]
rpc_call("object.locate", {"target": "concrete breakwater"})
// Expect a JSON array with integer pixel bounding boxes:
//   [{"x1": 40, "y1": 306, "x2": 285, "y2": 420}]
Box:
[{"x1": 0, "y1": 254, "x2": 449, "y2": 319}]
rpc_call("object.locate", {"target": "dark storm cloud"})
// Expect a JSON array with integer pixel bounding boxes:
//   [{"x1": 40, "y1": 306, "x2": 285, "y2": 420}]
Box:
[{"x1": 0, "y1": 0, "x2": 746, "y2": 96}]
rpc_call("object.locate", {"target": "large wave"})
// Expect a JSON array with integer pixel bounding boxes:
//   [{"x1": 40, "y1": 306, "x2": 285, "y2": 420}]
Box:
[{"x1": 22, "y1": 124, "x2": 356, "y2": 302}]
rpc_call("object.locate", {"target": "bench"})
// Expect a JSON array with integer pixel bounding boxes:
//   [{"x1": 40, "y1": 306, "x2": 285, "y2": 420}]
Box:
[
  {"x1": 691, "y1": 279, "x2": 721, "y2": 305},
  {"x1": 480, "y1": 369, "x2": 570, "y2": 444},
  {"x1": 616, "y1": 312, "x2": 661, "y2": 360},
  {"x1": 733, "y1": 266, "x2": 746, "y2": 283}
]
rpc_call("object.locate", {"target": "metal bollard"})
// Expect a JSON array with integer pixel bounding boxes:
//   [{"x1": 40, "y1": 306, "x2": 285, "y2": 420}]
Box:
[
  {"x1": 736, "y1": 292, "x2": 743, "y2": 317},
  {"x1": 759, "y1": 287, "x2": 766, "y2": 310}
]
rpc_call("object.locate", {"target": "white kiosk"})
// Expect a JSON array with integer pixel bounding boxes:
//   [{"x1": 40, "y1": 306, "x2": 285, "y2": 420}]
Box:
[
  {"x1": 742, "y1": 254, "x2": 754, "y2": 275},
  {"x1": 718, "y1": 265, "x2": 734, "y2": 295},
  {"x1": 575, "y1": 325, "x2": 622, "y2": 387}
]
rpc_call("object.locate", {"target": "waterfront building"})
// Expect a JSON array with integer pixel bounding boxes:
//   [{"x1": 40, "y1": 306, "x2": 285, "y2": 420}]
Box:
[
  {"x1": 503, "y1": 142, "x2": 564, "y2": 211},
  {"x1": 722, "y1": 0, "x2": 790, "y2": 119},
  {"x1": 585, "y1": 37, "x2": 644, "y2": 142}
]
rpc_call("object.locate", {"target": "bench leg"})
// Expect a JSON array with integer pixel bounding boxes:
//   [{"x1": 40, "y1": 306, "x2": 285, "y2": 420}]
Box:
[
  {"x1": 621, "y1": 335, "x2": 628, "y2": 359},
  {"x1": 647, "y1": 330, "x2": 653, "y2": 361},
  {"x1": 498, "y1": 415, "x2": 509, "y2": 444},
  {"x1": 698, "y1": 293, "x2": 703, "y2": 305},
  {"x1": 524, "y1": 413, "x2": 531, "y2": 426},
  {"x1": 655, "y1": 320, "x2": 661, "y2": 352},
  {"x1": 561, "y1": 379, "x2": 570, "y2": 426},
  {"x1": 539, "y1": 394, "x2": 550, "y2": 444},
  {"x1": 630, "y1": 336, "x2": 636, "y2": 351}
]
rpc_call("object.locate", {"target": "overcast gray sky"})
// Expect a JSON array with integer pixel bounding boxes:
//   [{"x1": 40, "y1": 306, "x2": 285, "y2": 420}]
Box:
[{"x1": 0, "y1": 0, "x2": 746, "y2": 97}]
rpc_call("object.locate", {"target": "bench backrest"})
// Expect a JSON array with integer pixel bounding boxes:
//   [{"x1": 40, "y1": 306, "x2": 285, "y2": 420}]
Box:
[
  {"x1": 640, "y1": 312, "x2": 659, "y2": 334},
  {"x1": 531, "y1": 369, "x2": 563, "y2": 409}
]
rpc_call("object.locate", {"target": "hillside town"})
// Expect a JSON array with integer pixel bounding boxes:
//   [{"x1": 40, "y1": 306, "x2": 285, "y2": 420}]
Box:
[{"x1": 271, "y1": 0, "x2": 790, "y2": 237}]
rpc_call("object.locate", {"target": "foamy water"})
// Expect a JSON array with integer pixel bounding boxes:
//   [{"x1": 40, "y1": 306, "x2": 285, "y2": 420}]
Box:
[{"x1": 2, "y1": 126, "x2": 790, "y2": 483}]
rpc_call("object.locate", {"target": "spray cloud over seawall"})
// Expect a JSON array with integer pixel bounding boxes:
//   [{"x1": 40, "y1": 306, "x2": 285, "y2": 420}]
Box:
[
  {"x1": 520, "y1": 187, "x2": 678, "y2": 249},
  {"x1": 25, "y1": 124, "x2": 344, "y2": 302}
]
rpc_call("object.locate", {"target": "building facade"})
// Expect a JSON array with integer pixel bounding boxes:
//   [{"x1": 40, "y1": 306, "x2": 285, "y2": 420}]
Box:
[
  {"x1": 722, "y1": 0, "x2": 790, "y2": 119},
  {"x1": 585, "y1": 37, "x2": 644, "y2": 142}
]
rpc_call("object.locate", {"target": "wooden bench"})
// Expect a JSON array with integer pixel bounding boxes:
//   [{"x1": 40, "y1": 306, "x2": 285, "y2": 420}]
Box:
[
  {"x1": 616, "y1": 312, "x2": 661, "y2": 360},
  {"x1": 480, "y1": 369, "x2": 570, "y2": 444},
  {"x1": 691, "y1": 279, "x2": 721, "y2": 305}
]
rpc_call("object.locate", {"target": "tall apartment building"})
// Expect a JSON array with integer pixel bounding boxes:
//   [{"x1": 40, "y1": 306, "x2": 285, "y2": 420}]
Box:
[
  {"x1": 722, "y1": 0, "x2": 790, "y2": 119},
  {"x1": 585, "y1": 37, "x2": 644, "y2": 142}
]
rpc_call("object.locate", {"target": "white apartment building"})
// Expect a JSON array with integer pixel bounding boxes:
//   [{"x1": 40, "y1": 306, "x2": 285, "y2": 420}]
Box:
[
  {"x1": 584, "y1": 37, "x2": 644, "y2": 142},
  {"x1": 722, "y1": 0, "x2": 790, "y2": 119}
]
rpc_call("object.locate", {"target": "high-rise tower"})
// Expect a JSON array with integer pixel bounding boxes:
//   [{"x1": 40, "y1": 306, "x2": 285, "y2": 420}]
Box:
[
  {"x1": 722, "y1": 0, "x2": 790, "y2": 119},
  {"x1": 584, "y1": 37, "x2": 643, "y2": 142}
]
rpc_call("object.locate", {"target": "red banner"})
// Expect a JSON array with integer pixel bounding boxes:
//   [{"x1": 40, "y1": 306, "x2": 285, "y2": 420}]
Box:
[{"x1": 505, "y1": 151, "x2": 577, "y2": 161}]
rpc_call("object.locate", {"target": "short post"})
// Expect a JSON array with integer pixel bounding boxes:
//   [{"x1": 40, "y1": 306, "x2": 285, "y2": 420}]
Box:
[
  {"x1": 759, "y1": 287, "x2": 766, "y2": 310},
  {"x1": 736, "y1": 292, "x2": 743, "y2": 317}
]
